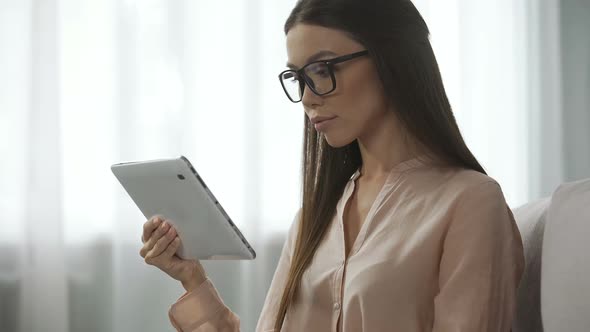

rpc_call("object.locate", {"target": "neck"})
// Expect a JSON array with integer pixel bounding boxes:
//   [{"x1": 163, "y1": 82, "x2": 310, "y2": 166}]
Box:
[{"x1": 356, "y1": 111, "x2": 423, "y2": 181}]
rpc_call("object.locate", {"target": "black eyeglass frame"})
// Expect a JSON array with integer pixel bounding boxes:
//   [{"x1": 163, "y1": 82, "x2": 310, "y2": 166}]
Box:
[{"x1": 278, "y1": 50, "x2": 369, "y2": 103}]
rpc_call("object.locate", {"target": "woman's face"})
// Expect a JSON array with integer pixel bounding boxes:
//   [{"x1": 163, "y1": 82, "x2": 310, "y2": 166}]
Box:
[{"x1": 285, "y1": 24, "x2": 392, "y2": 147}]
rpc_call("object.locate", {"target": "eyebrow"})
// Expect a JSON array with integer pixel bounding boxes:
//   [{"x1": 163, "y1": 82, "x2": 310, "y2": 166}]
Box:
[{"x1": 286, "y1": 50, "x2": 338, "y2": 69}]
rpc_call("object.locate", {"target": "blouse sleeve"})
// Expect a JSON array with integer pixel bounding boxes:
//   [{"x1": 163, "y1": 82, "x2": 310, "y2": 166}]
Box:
[
  {"x1": 167, "y1": 211, "x2": 301, "y2": 332},
  {"x1": 168, "y1": 278, "x2": 240, "y2": 332},
  {"x1": 432, "y1": 181, "x2": 525, "y2": 332}
]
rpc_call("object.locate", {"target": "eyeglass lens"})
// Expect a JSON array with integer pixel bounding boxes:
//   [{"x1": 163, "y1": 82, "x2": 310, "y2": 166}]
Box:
[{"x1": 280, "y1": 62, "x2": 334, "y2": 101}]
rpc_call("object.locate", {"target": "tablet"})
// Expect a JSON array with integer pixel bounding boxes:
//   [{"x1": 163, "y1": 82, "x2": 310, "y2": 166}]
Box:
[{"x1": 111, "y1": 156, "x2": 256, "y2": 260}]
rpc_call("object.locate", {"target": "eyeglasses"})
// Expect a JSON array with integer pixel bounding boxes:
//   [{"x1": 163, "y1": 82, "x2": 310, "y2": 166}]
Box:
[{"x1": 278, "y1": 50, "x2": 369, "y2": 103}]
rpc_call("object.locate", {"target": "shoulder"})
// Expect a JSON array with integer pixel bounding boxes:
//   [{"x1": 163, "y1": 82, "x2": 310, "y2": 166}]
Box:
[
  {"x1": 404, "y1": 166, "x2": 512, "y2": 231},
  {"x1": 450, "y1": 169, "x2": 502, "y2": 197},
  {"x1": 439, "y1": 169, "x2": 513, "y2": 232},
  {"x1": 445, "y1": 169, "x2": 507, "y2": 215},
  {"x1": 410, "y1": 166, "x2": 505, "y2": 203}
]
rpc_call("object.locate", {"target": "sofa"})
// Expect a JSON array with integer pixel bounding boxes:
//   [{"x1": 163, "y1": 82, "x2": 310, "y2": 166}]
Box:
[{"x1": 512, "y1": 177, "x2": 590, "y2": 332}]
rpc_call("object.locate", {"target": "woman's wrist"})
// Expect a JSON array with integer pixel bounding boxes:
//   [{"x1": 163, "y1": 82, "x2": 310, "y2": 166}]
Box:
[{"x1": 181, "y1": 262, "x2": 207, "y2": 292}]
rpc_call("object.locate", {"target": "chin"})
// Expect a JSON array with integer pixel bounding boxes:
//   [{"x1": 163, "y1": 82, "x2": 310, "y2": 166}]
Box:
[{"x1": 323, "y1": 133, "x2": 356, "y2": 148}]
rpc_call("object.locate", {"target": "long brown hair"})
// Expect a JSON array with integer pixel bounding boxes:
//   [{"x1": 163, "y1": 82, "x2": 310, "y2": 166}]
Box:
[{"x1": 275, "y1": 0, "x2": 486, "y2": 329}]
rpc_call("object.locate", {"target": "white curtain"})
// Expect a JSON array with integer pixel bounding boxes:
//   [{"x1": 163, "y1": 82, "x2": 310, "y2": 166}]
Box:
[{"x1": 0, "y1": 0, "x2": 578, "y2": 331}]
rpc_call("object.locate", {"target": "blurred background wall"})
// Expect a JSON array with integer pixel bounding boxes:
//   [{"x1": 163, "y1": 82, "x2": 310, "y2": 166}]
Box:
[
  {"x1": 560, "y1": 0, "x2": 590, "y2": 183},
  {"x1": 0, "y1": 0, "x2": 588, "y2": 331}
]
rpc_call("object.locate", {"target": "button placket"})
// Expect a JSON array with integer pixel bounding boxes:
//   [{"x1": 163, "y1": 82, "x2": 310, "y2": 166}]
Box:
[{"x1": 332, "y1": 262, "x2": 345, "y2": 332}]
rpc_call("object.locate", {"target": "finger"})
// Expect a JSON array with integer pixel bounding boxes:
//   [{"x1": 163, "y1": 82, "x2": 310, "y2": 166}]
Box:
[
  {"x1": 140, "y1": 221, "x2": 170, "y2": 257},
  {"x1": 142, "y1": 215, "x2": 163, "y2": 244},
  {"x1": 141, "y1": 221, "x2": 170, "y2": 256},
  {"x1": 145, "y1": 226, "x2": 177, "y2": 259},
  {"x1": 145, "y1": 235, "x2": 179, "y2": 267},
  {"x1": 146, "y1": 237, "x2": 181, "y2": 268},
  {"x1": 162, "y1": 236, "x2": 181, "y2": 260}
]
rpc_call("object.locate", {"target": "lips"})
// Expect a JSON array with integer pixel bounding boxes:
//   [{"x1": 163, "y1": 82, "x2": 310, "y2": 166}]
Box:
[
  {"x1": 310, "y1": 116, "x2": 337, "y2": 124},
  {"x1": 310, "y1": 115, "x2": 337, "y2": 131}
]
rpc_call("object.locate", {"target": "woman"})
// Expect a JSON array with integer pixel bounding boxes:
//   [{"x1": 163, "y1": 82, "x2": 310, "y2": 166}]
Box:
[{"x1": 139, "y1": 0, "x2": 525, "y2": 331}]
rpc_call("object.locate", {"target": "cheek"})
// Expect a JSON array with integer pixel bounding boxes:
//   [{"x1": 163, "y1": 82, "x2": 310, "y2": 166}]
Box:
[{"x1": 333, "y1": 70, "x2": 389, "y2": 125}]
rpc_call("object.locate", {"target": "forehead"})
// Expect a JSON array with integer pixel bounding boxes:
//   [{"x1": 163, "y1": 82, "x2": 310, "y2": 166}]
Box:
[{"x1": 285, "y1": 24, "x2": 361, "y2": 68}]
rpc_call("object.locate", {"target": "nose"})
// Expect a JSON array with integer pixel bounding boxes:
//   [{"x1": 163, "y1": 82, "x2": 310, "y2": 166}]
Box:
[{"x1": 301, "y1": 81, "x2": 323, "y2": 109}]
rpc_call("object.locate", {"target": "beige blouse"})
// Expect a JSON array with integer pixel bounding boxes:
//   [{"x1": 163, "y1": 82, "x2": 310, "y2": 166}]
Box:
[{"x1": 167, "y1": 157, "x2": 525, "y2": 331}]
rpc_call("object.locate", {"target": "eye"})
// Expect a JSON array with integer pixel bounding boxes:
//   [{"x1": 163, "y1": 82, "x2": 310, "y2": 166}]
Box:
[{"x1": 306, "y1": 63, "x2": 330, "y2": 78}]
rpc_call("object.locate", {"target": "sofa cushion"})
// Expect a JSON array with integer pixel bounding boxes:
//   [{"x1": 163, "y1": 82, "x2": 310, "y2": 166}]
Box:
[
  {"x1": 542, "y1": 178, "x2": 590, "y2": 331},
  {"x1": 512, "y1": 197, "x2": 550, "y2": 332}
]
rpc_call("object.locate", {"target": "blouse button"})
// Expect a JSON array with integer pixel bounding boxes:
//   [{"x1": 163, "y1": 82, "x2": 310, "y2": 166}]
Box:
[{"x1": 333, "y1": 303, "x2": 341, "y2": 311}]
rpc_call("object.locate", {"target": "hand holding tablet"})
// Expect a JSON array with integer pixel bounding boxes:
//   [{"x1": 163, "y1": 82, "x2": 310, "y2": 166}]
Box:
[
  {"x1": 139, "y1": 215, "x2": 208, "y2": 292},
  {"x1": 112, "y1": 156, "x2": 256, "y2": 261}
]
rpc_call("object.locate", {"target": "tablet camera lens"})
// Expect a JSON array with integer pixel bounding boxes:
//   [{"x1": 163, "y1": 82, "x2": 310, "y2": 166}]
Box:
[{"x1": 177, "y1": 174, "x2": 185, "y2": 180}]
